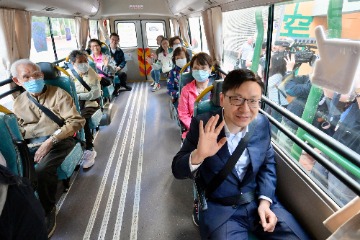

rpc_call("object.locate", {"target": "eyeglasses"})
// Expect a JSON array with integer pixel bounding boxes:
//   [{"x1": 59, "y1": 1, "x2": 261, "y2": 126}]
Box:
[
  {"x1": 225, "y1": 95, "x2": 261, "y2": 108},
  {"x1": 90, "y1": 44, "x2": 100, "y2": 48}
]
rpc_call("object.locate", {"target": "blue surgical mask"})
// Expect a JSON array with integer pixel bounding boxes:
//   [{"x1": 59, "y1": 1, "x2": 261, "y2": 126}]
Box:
[
  {"x1": 23, "y1": 79, "x2": 45, "y2": 93},
  {"x1": 192, "y1": 70, "x2": 210, "y2": 83}
]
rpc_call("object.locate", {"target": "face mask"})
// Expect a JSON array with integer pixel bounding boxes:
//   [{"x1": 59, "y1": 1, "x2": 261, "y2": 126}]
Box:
[
  {"x1": 76, "y1": 63, "x2": 90, "y2": 73},
  {"x1": 192, "y1": 70, "x2": 210, "y2": 83},
  {"x1": 23, "y1": 79, "x2": 45, "y2": 93},
  {"x1": 173, "y1": 44, "x2": 182, "y2": 50},
  {"x1": 176, "y1": 58, "x2": 187, "y2": 68}
]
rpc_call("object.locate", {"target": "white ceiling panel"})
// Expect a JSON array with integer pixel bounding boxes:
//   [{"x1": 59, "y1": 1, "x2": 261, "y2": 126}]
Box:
[{"x1": 0, "y1": 0, "x2": 100, "y2": 17}]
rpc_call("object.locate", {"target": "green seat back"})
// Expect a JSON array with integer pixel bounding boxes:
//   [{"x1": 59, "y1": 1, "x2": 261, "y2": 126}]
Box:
[{"x1": 0, "y1": 113, "x2": 24, "y2": 176}]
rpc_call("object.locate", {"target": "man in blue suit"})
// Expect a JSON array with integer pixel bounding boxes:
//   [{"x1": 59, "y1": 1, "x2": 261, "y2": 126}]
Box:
[{"x1": 172, "y1": 69, "x2": 309, "y2": 239}]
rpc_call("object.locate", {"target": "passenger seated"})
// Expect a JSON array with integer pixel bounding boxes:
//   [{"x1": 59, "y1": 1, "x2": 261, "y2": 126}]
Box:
[
  {"x1": 10, "y1": 59, "x2": 85, "y2": 238},
  {"x1": 0, "y1": 152, "x2": 47, "y2": 239},
  {"x1": 68, "y1": 50, "x2": 100, "y2": 169},
  {"x1": 169, "y1": 36, "x2": 183, "y2": 52},
  {"x1": 178, "y1": 52, "x2": 212, "y2": 139},
  {"x1": 109, "y1": 32, "x2": 132, "y2": 93},
  {"x1": 88, "y1": 39, "x2": 116, "y2": 88},
  {"x1": 147, "y1": 35, "x2": 164, "y2": 88},
  {"x1": 172, "y1": 69, "x2": 310, "y2": 240},
  {"x1": 167, "y1": 46, "x2": 190, "y2": 106},
  {"x1": 146, "y1": 38, "x2": 173, "y2": 92}
]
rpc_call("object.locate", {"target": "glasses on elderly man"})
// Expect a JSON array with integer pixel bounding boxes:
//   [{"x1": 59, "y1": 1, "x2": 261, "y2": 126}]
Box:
[{"x1": 224, "y1": 95, "x2": 261, "y2": 108}]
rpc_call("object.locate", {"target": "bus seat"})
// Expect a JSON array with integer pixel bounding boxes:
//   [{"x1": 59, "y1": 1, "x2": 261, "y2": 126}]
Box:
[
  {"x1": 194, "y1": 79, "x2": 223, "y2": 117},
  {"x1": 87, "y1": 59, "x2": 115, "y2": 101},
  {"x1": 37, "y1": 62, "x2": 84, "y2": 189},
  {"x1": 0, "y1": 112, "x2": 24, "y2": 176},
  {"x1": 88, "y1": 108, "x2": 102, "y2": 131},
  {"x1": 179, "y1": 72, "x2": 193, "y2": 94}
]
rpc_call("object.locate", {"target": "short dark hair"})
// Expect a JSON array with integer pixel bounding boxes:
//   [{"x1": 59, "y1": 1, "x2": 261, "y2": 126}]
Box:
[
  {"x1": 172, "y1": 47, "x2": 190, "y2": 64},
  {"x1": 69, "y1": 50, "x2": 87, "y2": 63},
  {"x1": 88, "y1": 39, "x2": 102, "y2": 48},
  {"x1": 222, "y1": 69, "x2": 264, "y2": 94},
  {"x1": 190, "y1": 52, "x2": 212, "y2": 69},
  {"x1": 169, "y1": 36, "x2": 182, "y2": 47},
  {"x1": 110, "y1": 32, "x2": 119, "y2": 39}
]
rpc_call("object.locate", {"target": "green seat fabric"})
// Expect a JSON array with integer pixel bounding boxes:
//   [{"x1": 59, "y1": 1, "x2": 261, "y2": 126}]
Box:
[
  {"x1": 38, "y1": 62, "x2": 84, "y2": 181},
  {"x1": 0, "y1": 113, "x2": 24, "y2": 176}
]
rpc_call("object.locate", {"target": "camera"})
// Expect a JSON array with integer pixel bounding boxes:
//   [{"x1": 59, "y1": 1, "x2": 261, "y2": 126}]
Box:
[{"x1": 274, "y1": 40, "x2": 317, "y2": 66}]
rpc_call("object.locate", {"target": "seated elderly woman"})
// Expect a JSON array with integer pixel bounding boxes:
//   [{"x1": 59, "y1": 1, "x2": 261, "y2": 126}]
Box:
[
  {"x1": 68, "y1": 50, "x2": 101, "y2": 169},
  {"x1": 88, "y1": 38, "x2": 116, "y2": 88},
  {"x1": 178, "y1": 52, "x2": 212, "y2": 139}
]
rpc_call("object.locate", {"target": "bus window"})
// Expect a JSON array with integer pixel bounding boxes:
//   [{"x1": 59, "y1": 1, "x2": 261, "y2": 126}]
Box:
[
  {"x1": 222, "y1": 7, "x2": 268, "y2": 72},
  {"x1": 50, "y1": 18, "x2": 78, "y2": 60},
  {"x1": 145, "y1": 22, "x2": 165, "y2": 47},
  {"x1": 117, "y1": 22, "x2": 138, "y2": 48},
  {"x1": 30, "y1": 16, "x2": 55, "y2": 62},
  {"x1": 89, "y1": 20, "x2": 99, "y2": 39},
  {"x1": 269, "y1": 0, "x2": 360, "y2": 207},
  {"x1": 189, "y1": 17, "x2": 202, "y2": 53}
]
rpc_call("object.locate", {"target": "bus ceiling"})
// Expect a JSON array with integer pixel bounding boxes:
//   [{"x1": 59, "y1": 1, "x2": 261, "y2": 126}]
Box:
[{"x1": 0, "y1": 0, "x2": 292, "y2": 18}]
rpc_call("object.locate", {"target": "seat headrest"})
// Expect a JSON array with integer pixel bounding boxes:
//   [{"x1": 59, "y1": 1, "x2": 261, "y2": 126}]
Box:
[
  {"x1": 37, "y1": 62, "x2": 60, "y2": 80},
  {"x1": 211, "y1": 80, "x2": 223, "y2": 106}
]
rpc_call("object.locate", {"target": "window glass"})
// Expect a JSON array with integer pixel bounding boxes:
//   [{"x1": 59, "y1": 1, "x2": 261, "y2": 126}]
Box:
[
  {"x1": 30, "y1": 16, "x2": 55, "y2": 62},
  {"x1": 51, "y1": 18, "x2": 78, "y2": 60},
  {"x1": 145, "y1": 22, "x2": 165, "y2": 47},
  {"x1": 117, "y1": 22, "x2": 138, "y2": 48},
  {"x1": 268, "y1": 0, "x2": 360, "y2": 207},
  {"x1": 89, "y1": 20, "x2": 98, "y2": 39},
  {"x1": 222, "y1": 7, "x2": 268, "y2": 73},
  {"x1": 188, "y1": 17, "x2": 201, "y2": 53}
]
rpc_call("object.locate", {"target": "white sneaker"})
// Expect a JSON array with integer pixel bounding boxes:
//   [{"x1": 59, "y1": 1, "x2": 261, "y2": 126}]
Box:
[
  {"x1": 150, "y1": 81, "x2": 155, "y2": 87},
  {"x1": 152, "y1": 83, "x2": 160, "y2": 92},
  {"x1": 82, "y1": 150, "x2": 97, "y2": 168}
]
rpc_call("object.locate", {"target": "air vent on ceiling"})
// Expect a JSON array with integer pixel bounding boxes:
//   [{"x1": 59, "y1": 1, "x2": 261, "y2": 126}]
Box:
[
  {"x1": 42, "y1": 6, "x2": 56, "y2": 12},
  {"x1": 188, "y1": 7, "x2": 194, "y2": 12},
  {"x1": 73, "y1": 12, "x2": 81, "y2": 15}
]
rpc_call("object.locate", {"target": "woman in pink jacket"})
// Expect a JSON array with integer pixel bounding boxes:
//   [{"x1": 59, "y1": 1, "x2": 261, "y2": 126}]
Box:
[{"x1": 178, "y1": 52, "x2": 213, "y2": 139}]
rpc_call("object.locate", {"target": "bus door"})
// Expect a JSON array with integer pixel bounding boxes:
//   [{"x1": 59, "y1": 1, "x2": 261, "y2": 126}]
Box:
[{"x1": 115, "y1": 20, "x2": 166, "y2": 81}]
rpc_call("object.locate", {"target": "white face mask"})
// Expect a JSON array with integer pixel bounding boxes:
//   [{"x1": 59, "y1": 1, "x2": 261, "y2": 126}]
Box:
[
  {"x1": 76, "y1": 63, "x2": 90, "y2": 73},
  {"x1": 175, "y1": 58, "x2": 187, "y2": 68},
  {"x1": 173, "y1": 44, "x2": 182, "y2": 50}
]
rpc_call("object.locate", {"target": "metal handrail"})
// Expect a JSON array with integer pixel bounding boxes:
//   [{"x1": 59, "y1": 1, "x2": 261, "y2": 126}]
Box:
[
  {"x1": 260, "y1": 108, "x2": 360, "y2": 196},
  {"x1": 261, "y1": 96, "x2": 360, "y2": 168}
]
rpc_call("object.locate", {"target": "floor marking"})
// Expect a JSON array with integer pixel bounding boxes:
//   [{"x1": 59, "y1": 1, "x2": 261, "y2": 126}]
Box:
[{"x1": 83, "y1": 83, "x2": 139, "y2": 240}]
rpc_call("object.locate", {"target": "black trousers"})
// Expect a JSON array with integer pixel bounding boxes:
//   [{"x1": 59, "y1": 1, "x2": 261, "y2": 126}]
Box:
[
  {"x1": 116, "y1": 72, "x2": 128, "y2": 89},
  {"x1": 34, "y1": 137, "x2": 76, "y2": 214},
  {"x1": 81, "y1": 107, "x2": 99, "y2": 150},
  {"x1": 0, "y1": 166, "x2": 47, "y2": 240}
]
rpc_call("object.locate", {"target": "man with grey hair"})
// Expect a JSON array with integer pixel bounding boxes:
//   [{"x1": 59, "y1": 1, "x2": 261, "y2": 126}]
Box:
[{"x1": 11, "y1": 59, "x2": 85, "y2": 238}]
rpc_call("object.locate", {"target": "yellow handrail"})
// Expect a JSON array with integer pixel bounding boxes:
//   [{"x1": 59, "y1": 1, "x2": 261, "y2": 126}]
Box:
[
  {"x1": 0, "y1": 104, "x2": 12, "y2": 114},
  {"x1": 180, "y1": 62, "x2": 191, "y2": 74},
  {"x1": 55, "y1": 66, "x2": 70, "y2": 77},
  {"x1": 195, "y1": 85, "x2": 213, "y2": 103}
]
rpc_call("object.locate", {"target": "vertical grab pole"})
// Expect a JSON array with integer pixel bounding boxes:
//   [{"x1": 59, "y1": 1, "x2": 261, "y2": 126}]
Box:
[
  {"x1": 251, "y1": 10, "x2": 264, "y2": 73},
  {"x1": 291, "y1": 0, "x2": 343, "y2": 159}
]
